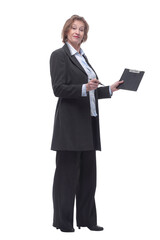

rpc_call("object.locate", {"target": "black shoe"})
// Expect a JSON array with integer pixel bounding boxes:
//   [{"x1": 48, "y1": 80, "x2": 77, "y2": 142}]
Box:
[
  {"x1": 87, "y1": 225, "x2": 104, "y2": 231},
  {"x1": 56, "y1": 227, "x2": 75, "y2": 232},
  {"x1": 78, "y1": 225, "x2": 104, "y2": 231}
]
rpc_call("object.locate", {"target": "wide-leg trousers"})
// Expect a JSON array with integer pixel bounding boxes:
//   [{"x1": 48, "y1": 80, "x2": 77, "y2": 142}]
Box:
[{"x1": 52, "y1": 150, "x2": 97, "y2": 229}]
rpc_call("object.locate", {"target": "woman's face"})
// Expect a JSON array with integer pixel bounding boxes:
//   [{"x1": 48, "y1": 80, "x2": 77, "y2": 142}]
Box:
[{"x1": 67, "y1": 20, "x2": 85, "y2": 47}]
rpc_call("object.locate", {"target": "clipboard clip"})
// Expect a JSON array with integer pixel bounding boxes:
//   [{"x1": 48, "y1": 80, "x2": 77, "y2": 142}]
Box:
[{"x1": 129, "y1": 69, "x2": 140, "y2": 74}]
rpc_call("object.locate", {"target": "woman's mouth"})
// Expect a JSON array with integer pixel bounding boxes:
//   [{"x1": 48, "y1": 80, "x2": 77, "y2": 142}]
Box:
[{"x1": 73, "y1": 36, "x2": 79, "y2": 38}]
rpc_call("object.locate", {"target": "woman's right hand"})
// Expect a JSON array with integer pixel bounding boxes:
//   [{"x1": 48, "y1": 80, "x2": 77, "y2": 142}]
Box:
[{"x1": 86, "y1": 79, "x2": 99, "y2": 92}]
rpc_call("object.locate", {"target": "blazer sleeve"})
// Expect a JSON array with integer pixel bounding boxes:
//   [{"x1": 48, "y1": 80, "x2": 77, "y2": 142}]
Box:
[
  {"x1": 96, "y1": 86, "x2": 111, "y2": 99},
  {"x1": 50, "y1": 50, "x2": 82, "y2": 98}
]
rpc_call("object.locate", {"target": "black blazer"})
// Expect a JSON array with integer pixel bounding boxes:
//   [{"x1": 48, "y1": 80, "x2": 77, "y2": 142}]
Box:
[{"x1": 50, "y1": 43, "x2": 111, "y2": 151}]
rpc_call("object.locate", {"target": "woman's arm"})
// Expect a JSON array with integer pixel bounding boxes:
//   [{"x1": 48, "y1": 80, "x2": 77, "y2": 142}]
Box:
[
  {"x1": 85, "y1": 79, "x2": 110, "y2": 99},
  {"x1": 96, "y1": 86, "x2": 112, "y2": 99},
  {"x1": 85, "y1": 79, "x2": 123, "y2": 99},
  {"x1": 50, "y1": 51, "x2": 83, "y2": 98}
]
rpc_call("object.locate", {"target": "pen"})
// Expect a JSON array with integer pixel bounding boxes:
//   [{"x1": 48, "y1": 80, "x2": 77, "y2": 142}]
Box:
[
  {"x1": 89, "y1": 79, "x2": 105, "y2": 86},
  {"x1": 99, "y1": 82, "x2": 105, "y2": 86}
]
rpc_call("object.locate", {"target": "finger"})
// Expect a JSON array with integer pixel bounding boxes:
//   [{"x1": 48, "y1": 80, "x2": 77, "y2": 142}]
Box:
[
  {"x1": 90, "y1": 86, "x2": 98, "y2": 90},
  {"x1": 90, "y1": 83, "x2": 99, "y2": 87},
  {"x1": 90, "y1": 79, "x2": 99, "y2": 84}
]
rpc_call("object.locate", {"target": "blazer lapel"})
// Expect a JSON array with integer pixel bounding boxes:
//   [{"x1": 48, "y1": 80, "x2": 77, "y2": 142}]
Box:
[
  {"x1": 62, "y1": 44, "x2": 98, "y2": 79},
  {"x1": 63, "y1": 44, "x2": 87, "y2": 75},
  {"x1": 83, "y1": 54, "x2": 98, "y2": 79}
]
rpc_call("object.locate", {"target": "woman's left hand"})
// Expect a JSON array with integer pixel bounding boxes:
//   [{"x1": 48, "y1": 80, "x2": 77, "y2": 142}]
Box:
[{"x1": 110, "y1": 80, "x2": 124, "y2": 92}]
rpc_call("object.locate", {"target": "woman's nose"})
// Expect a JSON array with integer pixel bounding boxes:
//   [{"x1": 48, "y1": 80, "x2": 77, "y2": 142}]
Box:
[{"x1": 75, "y1": 29, "x2": 80, "y2": 34}]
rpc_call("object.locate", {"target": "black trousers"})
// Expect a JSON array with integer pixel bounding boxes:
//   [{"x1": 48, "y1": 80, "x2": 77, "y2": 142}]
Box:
[{"x1": 52, "y1": 150, "x2": 97, "y2": 229}]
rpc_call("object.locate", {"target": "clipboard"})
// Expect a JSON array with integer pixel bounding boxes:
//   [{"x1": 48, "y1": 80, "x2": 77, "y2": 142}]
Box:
[{"x1": 117, "y1": 68, "x2": 145, "y2": 91}]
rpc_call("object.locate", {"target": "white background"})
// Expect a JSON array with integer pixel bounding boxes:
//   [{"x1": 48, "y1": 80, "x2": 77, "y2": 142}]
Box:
[{"x1": 0, "y1": 0, "x2": 160, "y2": 239}]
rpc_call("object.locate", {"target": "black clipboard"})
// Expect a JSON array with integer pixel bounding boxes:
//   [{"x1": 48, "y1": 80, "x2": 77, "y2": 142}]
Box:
[{"x1": 117, "y1": 68, "x2": 145, "y2": 91}]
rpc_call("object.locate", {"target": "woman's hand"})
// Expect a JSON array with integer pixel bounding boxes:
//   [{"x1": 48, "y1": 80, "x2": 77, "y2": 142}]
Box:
[
  {"x1": 86, "y1": 79, "x2": 124, "y2": 93},
  {"x1": 110, "y1": 80, "x2": 124, "y2": 93},
  {"x1": 86, "y1": 79, "x2": 99, "y2": 92}
]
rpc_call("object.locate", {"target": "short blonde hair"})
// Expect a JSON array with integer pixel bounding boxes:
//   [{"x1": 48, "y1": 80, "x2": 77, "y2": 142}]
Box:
[{"x1": 61, "y1": 15, "x2": 89, "y2": 43}]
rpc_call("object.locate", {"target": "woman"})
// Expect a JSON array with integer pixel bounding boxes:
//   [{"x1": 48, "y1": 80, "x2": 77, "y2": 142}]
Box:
[{"x1": 50, "y1": 15, "x2": 123, "y2": 232}]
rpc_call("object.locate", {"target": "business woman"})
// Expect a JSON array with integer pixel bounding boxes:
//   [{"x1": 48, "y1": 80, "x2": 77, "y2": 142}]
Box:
[{"x1": 50, "y1": 15, "x2": 123, "y2": 233}]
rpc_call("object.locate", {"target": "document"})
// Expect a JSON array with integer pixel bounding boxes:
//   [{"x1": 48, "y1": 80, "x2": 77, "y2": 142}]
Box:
[{"x1": 118, "y1": 68, "x2": 145, "y2": 91}]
